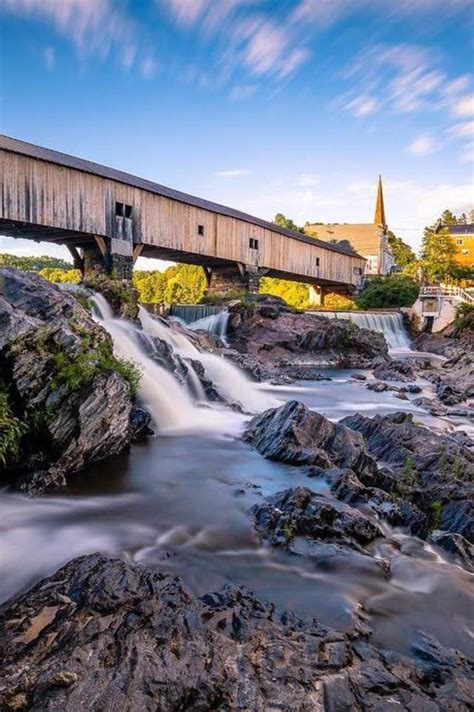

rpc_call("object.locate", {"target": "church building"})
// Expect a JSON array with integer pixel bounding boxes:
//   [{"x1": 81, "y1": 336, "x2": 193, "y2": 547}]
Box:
[{"x1": 304, "y1": 176, "x2": 395, "y2": 275}]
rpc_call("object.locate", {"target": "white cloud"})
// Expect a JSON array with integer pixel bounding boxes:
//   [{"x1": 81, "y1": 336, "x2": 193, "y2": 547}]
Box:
[
  {"x1": 213, "y1": 169, "x2": 251, "y2": 177},
  {"x1": 0, "y1": 0, "x2": 155, "y2": 74},
  {"x1": 407, "y1": 133, "x2": 438, "y2": 156},
  {"x1": 448, "y1": 120, "x2": 474, "y2": 139},
  {"x1": 451, "y1": 94, "x2": 474, "y2": 118},
  {"x1": 228, "y1": 83, "x2": 258, "y2": 101},
  {"x1": 42, "y1": 46, "x2": 55, "y2": 69},
  {"x1": 460, "y1": 142, "x2": 474, "y2": 164},
  {"x1": 345, "y1": 96, "x2": 379, "y2": 117}
]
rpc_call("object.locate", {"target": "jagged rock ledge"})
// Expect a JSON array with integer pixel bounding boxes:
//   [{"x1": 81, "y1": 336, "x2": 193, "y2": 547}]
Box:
[
  {"x1": 223, "y1": 295, "x2": 389, "y2": 380},
  {"x1": 0, "y1": 553, "x2": 473, "y2": 711},
  {"x1": 0, "y1": 267, "x2": 151, "y2": 495}
]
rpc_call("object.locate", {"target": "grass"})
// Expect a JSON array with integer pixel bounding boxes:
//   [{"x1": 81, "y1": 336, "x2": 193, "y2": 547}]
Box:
[
  {"x1": 0, "y1": 386, "x2": 26, "y2": 466},
  {"x1": 429, "y1": 500, "x2": 443, "y2": 531},
  {"x1": 53, "y1": 332, "x2": 141, "y2": 397}
]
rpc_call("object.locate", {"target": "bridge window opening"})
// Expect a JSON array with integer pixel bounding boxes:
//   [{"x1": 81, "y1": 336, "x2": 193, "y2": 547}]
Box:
[
  {"x1": 115, "y1": 201, "x2": 133, "y2": 219},
  {"x1": 315, "y1": 257, "x2": 320, "y2": 267},
  {"x1": 249, "y1": 238, "x2": 259, "y2": 250},
  {"x1": 197, "y1": 224, "x2": 204, "y2": 236},
  {"x1": 354, "y1": 267, "x2": 363, "y2": 275}
]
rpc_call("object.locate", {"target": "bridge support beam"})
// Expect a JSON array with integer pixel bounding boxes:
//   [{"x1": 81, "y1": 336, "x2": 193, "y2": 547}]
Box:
[{"x1": 206, "y1": 264, "x2": 264, "y2": 296}]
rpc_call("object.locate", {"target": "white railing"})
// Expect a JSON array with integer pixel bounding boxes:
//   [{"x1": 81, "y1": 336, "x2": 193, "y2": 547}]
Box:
[{"x1": 419, "y1": 285, "x2": 474, "y2": 303}]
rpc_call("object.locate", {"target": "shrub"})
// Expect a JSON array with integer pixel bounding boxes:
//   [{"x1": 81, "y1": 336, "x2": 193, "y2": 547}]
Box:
[
  {"x1": 455, "y1": 302, "x2": 474, "y2": 330},
  {"x1": 0, "y1": 387, "x2": 26, "y2": 466},
  {"x1": 356, "y1": 275, "x2": 419, "y2": 309}
]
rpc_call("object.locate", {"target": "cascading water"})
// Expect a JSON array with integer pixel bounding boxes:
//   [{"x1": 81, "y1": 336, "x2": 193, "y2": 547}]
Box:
[
  {"x1": 90, "y1": 295, "x2": 275, "y2": 434},
  {"x1": 188, "y1": 310, "x2": 230, "y2": 343},
  {"x1": 308, "y1": 310, "x2": 411, "y2": 350},
  {"x1": 139, "y1": 307, "x2": 277, "y2": 412}
]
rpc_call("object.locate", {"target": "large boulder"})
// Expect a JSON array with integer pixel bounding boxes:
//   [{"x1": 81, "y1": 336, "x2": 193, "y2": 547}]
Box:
[
  {"x1": 226, "y1": 296, "x2": 389, "y2": 378},
  {"x1": 1, "y1": 553, "x2": 472, "y2": 711},
  {"x1": 342, "y1": 411, "x2": 474, "y2": 543},
  {"x1": 243, "y1": 400, "x2": 377, "y2": 476},
  {"x1": 252, "y1": 486, "x2": 384, "y2": 555},
  {"x1": 0, "y1": 268, "x2": 142, "y2": 493}
]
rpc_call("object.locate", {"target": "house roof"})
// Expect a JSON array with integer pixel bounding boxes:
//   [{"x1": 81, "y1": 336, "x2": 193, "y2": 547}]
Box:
[
  {"x1": 443, "y1": 224, "x2": 474, "y2": 235},
  {"x1": 0, "y1": 134, "x2": 365, "y2": 260}
]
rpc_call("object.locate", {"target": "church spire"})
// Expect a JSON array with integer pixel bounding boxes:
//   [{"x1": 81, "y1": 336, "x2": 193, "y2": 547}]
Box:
[{"x1": 374, "y1": 174, "x2": 386, "y2": 226}]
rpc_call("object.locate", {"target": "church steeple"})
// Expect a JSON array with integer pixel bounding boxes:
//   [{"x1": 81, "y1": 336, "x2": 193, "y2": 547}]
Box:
[{"x1": 374, "y1": 174, "x2": 386, "y2": 226}]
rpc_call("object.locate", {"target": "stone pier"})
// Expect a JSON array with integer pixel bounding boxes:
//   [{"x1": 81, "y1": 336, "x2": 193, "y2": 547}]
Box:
[
  {"x1": 81, "y1": 237, "x2": 134, "y2": 282},
  {"x1": 206, "y1": 264, "x2": 263, "y2": 296}
]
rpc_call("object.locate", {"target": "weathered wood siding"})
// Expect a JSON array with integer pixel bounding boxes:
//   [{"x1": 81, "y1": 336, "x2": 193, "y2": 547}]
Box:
[{"x1": 0, "y1": 149, "x2": 365, "y2": 286}]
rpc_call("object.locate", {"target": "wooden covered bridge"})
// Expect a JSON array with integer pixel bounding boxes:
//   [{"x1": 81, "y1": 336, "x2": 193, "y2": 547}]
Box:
[{"x1": 0, "y1": 135, "x2": 365, "y2": 296}]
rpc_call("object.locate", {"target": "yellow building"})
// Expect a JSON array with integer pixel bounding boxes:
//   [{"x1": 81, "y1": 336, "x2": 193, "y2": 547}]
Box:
[{"x1": 437, "y1": 224, "x2": 474, "y2": 267}]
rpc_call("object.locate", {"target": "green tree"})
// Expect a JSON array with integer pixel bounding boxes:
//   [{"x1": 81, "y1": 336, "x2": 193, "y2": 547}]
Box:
[
  {"x1": 356, "y1": 275, "x2": 419, "y2": 309},
  {"x1": 163, "y1": 264, "x2": 206, "y2": 304},
  {"x1": 38, "y1": 267, "x2": 81, "y2": 284},
  {"x1": 421, "y1": 226, "x2": 457, "y2": 282},
  {"x1": 387, "y1": 230, "x2": 416, "y2": 268},
  {"x1": 0, "y1": 253, "x2": 72, "y2": 271},
  {"x1": 133, "y1": 271, "x2": 166, "y2": 303},
  {"x1": 273, "y1": 213, "x2": 304, "y2": 234},
  {"x1": 440, "y1": 209, "x2": 457, "y2": 226},
  {"x1": 260, "y1": 277, "x2": 310, "y2": 309}
]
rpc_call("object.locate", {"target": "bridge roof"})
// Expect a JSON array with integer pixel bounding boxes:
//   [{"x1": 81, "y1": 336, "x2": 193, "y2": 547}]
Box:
[{"x1": 0, "y1": 134, "x2": 364, "y2": 261}]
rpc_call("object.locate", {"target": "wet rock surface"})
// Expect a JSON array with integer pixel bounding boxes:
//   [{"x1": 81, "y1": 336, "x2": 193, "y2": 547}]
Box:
[
  {"x1": 0, "y1": 268, "x2": 140, "y2": 494},
  {"x1": 1, "y1": 553, "x2": 473, "y2": 712},
  {"x1": 252, "y1": 486, "x2": 384, "y2": 555},
  {"x1": 243, "y1": 401, "x2": 473, "y2": 566},
  {"x1": 226, "y1": 295, "x2": 389, "y2": 379},
  {"x1": 243, "y1": 400, "x2": 377, "y2": 475},
  {"x1": 342, "y1": 411, "x2": 474, "y2": 545}
]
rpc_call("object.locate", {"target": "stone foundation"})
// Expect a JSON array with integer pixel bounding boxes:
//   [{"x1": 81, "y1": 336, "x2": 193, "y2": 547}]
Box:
[
  {"x1": 82, "y1": 240, "x2": 133, "y2": 282},
  {"x1": 207, "y1": 265, "x2": 263, "y2": 296}
]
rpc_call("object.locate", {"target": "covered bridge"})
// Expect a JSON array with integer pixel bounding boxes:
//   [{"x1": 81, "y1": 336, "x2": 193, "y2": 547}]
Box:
[{"x1": 0, "y1": 135, "x2": 365, "y2": 295}]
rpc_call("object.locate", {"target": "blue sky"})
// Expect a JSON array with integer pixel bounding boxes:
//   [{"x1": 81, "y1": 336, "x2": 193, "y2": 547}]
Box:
[{"x1": 0, "y1": 0, "x2": 473, "y2": 269}]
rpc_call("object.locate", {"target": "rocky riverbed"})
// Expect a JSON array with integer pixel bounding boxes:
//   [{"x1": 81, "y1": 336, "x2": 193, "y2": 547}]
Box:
[{"x1": 0, "y1": 269, "x2": 473, "y2": 711}]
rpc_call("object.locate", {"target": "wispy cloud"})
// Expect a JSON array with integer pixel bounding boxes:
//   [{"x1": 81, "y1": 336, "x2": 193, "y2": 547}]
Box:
[
  {"x1": 297, "y1": 173, "x2": 320, "y2": 187},
  {"x1": 451, "y1": 94, "x2": 474, "y2": 118},
  {"x1": 0, "y1": 0, "x2": 153, "y2": 76},
  {"x1": 345, "y1": 96, "x2": 379, "y2": 118},
  {"x1": 213, "y1": 169, "x2": 251, "y2": 177},
  {"x1": 42, "y1": 45, "x2": 55, "y2": 70},
  {"x1": 407, "y1": 133, "x2": 438, "y2": 156}
]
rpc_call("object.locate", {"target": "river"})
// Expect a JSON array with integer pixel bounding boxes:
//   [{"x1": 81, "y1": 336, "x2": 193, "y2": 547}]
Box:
[{"x1": 0, "y1": 306, "x2": 472, "y2": 663}]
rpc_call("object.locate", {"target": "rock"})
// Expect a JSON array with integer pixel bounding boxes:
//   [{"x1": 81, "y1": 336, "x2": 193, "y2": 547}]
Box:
[
  {"x1": 226, "y1": 297, "x2": 389, "y2": 380},
  {"x1": 351, "y1": 373, "x2": 367, "y2": 381},
  {"x1": 243, "y1": 400, "x2": 377, "y2": 476},
  {"x1": 341, "y1": 411, "x2": 474, "y2": 543},
  {"x1": 412, "y1": 396, "x2": 448, "y2": 416},
  {"x1": 1, "y1": 553, "x2": 472, "y2": 711},
  {"x1": 367, "y1": 381, "x2": 392, "y2": 392},
  {"x1": 430, "y1": 531, "x2": 474, "y2": 572},
  {"x1": 0, "y1": 268, "x2": 141, "y2": 493},
  {"x1": 252, "y1": 487, "x2": 384, "y2": 554},
  {"x1": 372, "y1": 358, "x2": 417, "y2": 382},
  {"x1": 129, "y1": 405, "x2": 154, "y2": 441},
  {"x1": 414, "y1": 331, "x2": 474, "y2": 405}
]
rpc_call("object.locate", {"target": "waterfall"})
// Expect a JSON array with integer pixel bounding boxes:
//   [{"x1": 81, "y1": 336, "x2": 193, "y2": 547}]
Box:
[
  {"x1": 91, "y1": 294, "x2": 276, "y2": 435},
  {"x1": 188, "y1": 310, "x2": 230, "y2": 343},
  {"x1": 139, "y1": 307, "x2": 277, "y2": 412},
  {"x1": 308, "y1": 310, "x2": 411, "y2": 350},
  {"x1": 170, "y1": 304, "x2": 223, "y2": 323},
  {"x1": 91, "y1": 293, "x2": 114, "y2": 321}
]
